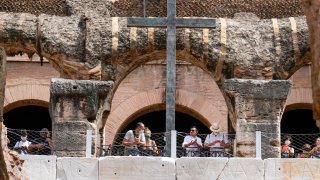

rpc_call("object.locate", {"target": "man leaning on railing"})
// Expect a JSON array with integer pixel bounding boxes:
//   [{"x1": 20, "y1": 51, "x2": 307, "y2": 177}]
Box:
[
  {"x1": 122, "y1": 122, "x2": 146, "y2": 156},
  {"x1": 204, "y1": 123, "x2": 229, "y2": 157},
  {"x1": 182, "y1": 126, "x2": 202, "y2": 157}
]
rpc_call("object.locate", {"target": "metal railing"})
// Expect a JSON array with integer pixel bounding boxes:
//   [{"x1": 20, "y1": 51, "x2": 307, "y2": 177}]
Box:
[{"x1": 4, "y1": 127, "x2": 320, "y2": 159}]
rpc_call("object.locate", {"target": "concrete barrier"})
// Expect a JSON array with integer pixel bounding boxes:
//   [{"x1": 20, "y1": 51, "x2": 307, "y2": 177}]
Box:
[
  {"x1": 19, "y1": 156, "x2": 320, "y2": 179},
  {"x1": 265, "y1": 158, "x2": 320, "y2": 180},
  {"x1": 176, "y1": 158, "x2": 264, "y2": 180},
  {"x1": 99, "y1": 156, "x2": 175, "y2": 180},
  {"x1": 57, "y1": 157, "x2": 98, "y2": 180},
  {"x1": 20, "y1": 155, "x2": 57, "y2": 180}
]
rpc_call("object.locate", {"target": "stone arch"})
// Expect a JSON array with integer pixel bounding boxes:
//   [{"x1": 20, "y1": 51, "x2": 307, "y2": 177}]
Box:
[
  {"x1": 104, "y1": 88, "x2": 227, "y2": 145},
  {"x1": 3, "y1": 84, "x2": 49, "y2": 113},
  {"x1": 285, "y1": 88, "x2": 312, "y2": 112}
]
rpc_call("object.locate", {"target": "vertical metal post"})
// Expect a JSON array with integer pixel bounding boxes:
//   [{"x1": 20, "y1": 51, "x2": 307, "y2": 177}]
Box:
[
  {"x1": 143, "y1": 0, "x2": 146, "y2": 17},
  {"x1": 86, "y1": 129, "x2": 92, "y2": 157},
  {"x1": 171, "y1": 130, "x2": 177, "y2": 158},
  {"x1": 256, "y1": 131, "x2": 261, "y2": 159},
  {"x1": 165, "y1": 0, "x2": 176, "y2": 157}
]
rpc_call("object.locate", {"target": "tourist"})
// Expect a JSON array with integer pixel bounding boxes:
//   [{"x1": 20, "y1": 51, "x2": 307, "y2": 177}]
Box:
[
  {"x1": 310, "y1": 137, "x2": 320, "y2": 159},
  {"x1": 142, "y1": 127, "x2": 158, "y2": 156},
  {"x1": 204, "y1": 123, "x2": 229, "y2": 157},
  {"x1": 122, "y1": 122, "x2": 146, "y2": 156},
  {"x1": 13, "y1": 129, "x2": 31, "y2": 155},
  {"x1": 297, "y1": 143, "x2": 311, "y2": 158},
  {"x1": 182, "y1": 126, "x2": 202, "y2": 157},
  {"x1": 28, "y1": 128, "x2": 52, "y2": 155},
  {"x1": 281, "y1": 136, "x2": 294, "y2": 158}
]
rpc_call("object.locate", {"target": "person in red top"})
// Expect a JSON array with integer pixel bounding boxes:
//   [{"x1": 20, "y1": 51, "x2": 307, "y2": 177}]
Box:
[{"x1": 281, "y1": 136, "x2": 294, "y2": 158}]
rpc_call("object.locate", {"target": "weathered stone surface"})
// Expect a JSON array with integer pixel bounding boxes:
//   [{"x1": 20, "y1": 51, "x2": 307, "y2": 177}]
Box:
[
  {"x1": 50, "y1": 78, "x2": 113, "y2": 157},
  {"x1": 176, "y1": 158, "x2": 263, "y2": 180},
  {"x1": 265, "y1": 158, "x2": 320, "y2": 180},
  {"x1": 224, "y1": 79, "x2": 292, "y2": 158},
  {"x1": 0, "y1": 13, "x2": 38, "y2": 56},
  {"x1": 0, "y1": 0, "x2": 69, "y2": 16},
  {"x1": 57, "y1": 157, "x2": 98, "y2": 180},
  {"x1": 20, "y1": 155, "x2": 57, "y2": 180},
  {"x1": 99, "y1": 156, "x2": 175, "y2": 180},
  {"x1": 50, "y1": 78, "x2": 113, "y2": 121},
  {"x1": 176, "y1": 157, "x2": 228, "y2": 179},
  {"x1": 0, "y1": 0, "x2": 304, "y2": 19},
  {"x1": 39, "y1": 15, "x2": 85, "y2": 64},
  {"x1": 302, "y1": 0, "x2": 320, "y2": 128}
]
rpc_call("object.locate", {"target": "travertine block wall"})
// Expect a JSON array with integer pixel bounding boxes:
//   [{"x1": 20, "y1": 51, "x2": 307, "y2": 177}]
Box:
[{"x1": 20, "y1": 156, "x2": 320, "y2": 180}]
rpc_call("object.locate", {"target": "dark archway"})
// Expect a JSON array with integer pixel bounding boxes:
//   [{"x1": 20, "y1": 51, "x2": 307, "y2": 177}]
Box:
[
  {"x1": 3, "y1": 105, "x2": 51, "y2": 148},
  {"x1": 281, "y1": 109, "x2": 319, "y2": 134},
  {"x1": 120, "y1": 110, "x2": 210, "y2": 134},
  {"x1": 281, "y1": 109, "x2": 320, "y2": 152},
  {"x1": 3, "y1": 105, "x2": 51, "y2": 131}
]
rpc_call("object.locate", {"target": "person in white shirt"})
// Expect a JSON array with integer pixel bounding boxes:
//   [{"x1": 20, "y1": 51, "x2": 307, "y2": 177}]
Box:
[
  {"x1": 204, "y1": 123, "x2": 229, "y2": 157},
  {"x1": 122, "y1": 122, "x2": 146, "y2": 156},
  {"x1": 14, "y1": 129, "x2": 31, "y2": 155},
  {"x1": 182, "y1": 126, "x2": 202, "y2": 157}
]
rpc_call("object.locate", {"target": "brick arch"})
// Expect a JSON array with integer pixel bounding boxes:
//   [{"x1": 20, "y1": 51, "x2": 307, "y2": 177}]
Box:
[
  {"x1": 3, "y1": 84, "x2": 50, "y2": 113},
  {"x1": 104, "y1": 88, "x2": 227, "y2": 145},
  {"x1": 285, "y1": 87, "x2": 313, "y2": 112}
]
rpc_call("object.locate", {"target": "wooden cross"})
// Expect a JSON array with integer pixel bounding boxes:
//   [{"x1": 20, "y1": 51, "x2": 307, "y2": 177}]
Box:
[{"x1": 127, "y1": 0, "x2": 216, "y2": 157}]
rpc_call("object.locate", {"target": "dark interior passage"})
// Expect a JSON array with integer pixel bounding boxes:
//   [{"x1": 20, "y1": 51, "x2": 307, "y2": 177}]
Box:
[
  {"x1": 281, "y1": 109, "x2": 319, "y2": 134},
  {"x1": 281, "y1": 109, "x2": 320, "y2": 151},
  {"x1": 121, "y1": 110, "x2": 211, "y2": 134},
  {"x1": 3, "y1": 105, "x2": 51, "y2": 131}
]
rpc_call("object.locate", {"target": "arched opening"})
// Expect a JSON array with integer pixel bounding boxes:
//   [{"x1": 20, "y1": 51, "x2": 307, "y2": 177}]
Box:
[
  {"x1": 110, "y1": 110, "x2": 211, "y2": 156},
  {"x1": 281, "y1": 109, "x2": 319, "y2": 134},
  {"x1": 3, "y1": 105, "x2": 51, "y2": 131},
  {"x1": 3, "y1": 105, "x2": 52, "y2": 148},
  {"x1": 281, "y1": 109, "x2": 320, "y2": 153},
  {"x1": 120, "y1": 110, "x2": 211, "y2": 134}
]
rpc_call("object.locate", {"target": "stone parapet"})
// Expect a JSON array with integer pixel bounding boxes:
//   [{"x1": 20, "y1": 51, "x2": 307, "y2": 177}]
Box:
[
  {"x1": 20, "y1": 156, "x2": 320, "y2": 179},
  {"x1": 224, "y1": 79, "x2": 292, "y2": 158},
  {"x1": 50, "y1": 78, "x2": 113, "y2": 157}
]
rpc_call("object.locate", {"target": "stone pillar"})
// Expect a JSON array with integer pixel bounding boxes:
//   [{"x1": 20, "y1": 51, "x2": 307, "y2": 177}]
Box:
[
  {"x1": 0, "y1": 47, "x2": 9, "y2": 180},
  {"x1": 223, "y1": 79, "x2": 291, "y2": 159},
  {"x1": 50, "y1": 78, "x2": 113, "y2": 157}
]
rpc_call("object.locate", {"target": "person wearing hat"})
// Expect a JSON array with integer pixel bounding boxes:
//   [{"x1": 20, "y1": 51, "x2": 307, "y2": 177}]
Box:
[
  {"x1": 182, "y1": 126, "x2": 202, "y2": 157},
  {"x1": 28, "y1": 128, "x2": 52, "y2": 155},
  {"x1": 13, "y1": 129, "x2": 31, "y2": 155},
  {"x1": 204, "y1": 123, "x2": 229, "y2": 157}
]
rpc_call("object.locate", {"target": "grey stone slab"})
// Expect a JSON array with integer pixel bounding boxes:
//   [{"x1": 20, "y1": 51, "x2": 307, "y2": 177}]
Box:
[
  {"x1": 176, "y1": 157, "x2": 228, "y2": 180},
  {"x1": 265, "y1": 158, "x2": 320, "y2": 180},
  {"x1": 99, "y1": 156, "x2": 175, "y2": 180},
  {"x1": 57, "y1": 157, "x2": 98, "y2": 180},
  {"x1": 20, "y1": 155, "x2": 57, "y2": 180}
]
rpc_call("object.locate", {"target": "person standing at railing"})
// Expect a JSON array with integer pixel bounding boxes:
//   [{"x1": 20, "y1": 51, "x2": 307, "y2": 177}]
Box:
[
  {"x1": 182, "y1": 126, "x2": 202, "y2": 157},
  {"x1": 142, "y1": 127, "x2": 158, "y2": 156},
  {"x1": 310, "y1": 137, "x2": 320, "y2": 159},
  {"x1": 13, "y1": 129, "x2": 31, "y2": 155},
  {"x1": 281, "y1": 136, "x2": 294, "y2": 158},
  {"x1": 122, "y1": 122, "x2": 146, "y2": 156},
  {"x1": 28, "y1": 128, "x2": 52, "y2": 155},
  {"x1": 204, "y1": 123, "x2": 229, "y2": 157},
  {"x1": 297, "y1": 144, "x2": 311, "y2": 158}
]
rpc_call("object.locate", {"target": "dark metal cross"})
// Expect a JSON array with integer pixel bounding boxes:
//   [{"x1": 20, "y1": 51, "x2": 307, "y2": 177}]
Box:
[{"x1": 128, "y1": 0, "x2": 215, "y2": 157}]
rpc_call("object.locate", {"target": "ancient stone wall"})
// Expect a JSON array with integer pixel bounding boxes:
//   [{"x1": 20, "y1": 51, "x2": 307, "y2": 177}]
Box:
[
  {"x1": 302, "y1": 0, "x2": 320, "y2": 128},
  {"x1": 0, "y1": 0, "x2": 69, "y2": 16},
  {"x1": 0, "y1": 0, "x2": 304, "y2": 19}
]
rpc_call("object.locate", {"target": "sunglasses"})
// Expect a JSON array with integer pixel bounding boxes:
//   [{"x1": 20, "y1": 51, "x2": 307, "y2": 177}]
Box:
[{"x1": 190, "y1": 129, "x2": 196, "y2": 132}]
